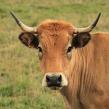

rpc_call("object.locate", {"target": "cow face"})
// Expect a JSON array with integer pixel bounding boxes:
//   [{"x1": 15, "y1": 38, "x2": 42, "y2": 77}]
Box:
[
  {"x1": 18, "y1": 20, "x2": 91, "y2": 90},
  {"x1": 11, "y1": 12, "x2": 100, "y2": 90}
]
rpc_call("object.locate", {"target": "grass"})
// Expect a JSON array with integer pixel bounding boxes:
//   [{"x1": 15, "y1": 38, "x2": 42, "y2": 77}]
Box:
[{"x1": 0, "y1": 0, "x2": 109, "y2": 109}]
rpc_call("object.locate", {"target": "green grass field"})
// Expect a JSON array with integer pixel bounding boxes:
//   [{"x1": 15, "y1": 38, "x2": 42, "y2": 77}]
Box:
[{"x1": 0, "y1": 0, "x2": 109, "y2": 109}]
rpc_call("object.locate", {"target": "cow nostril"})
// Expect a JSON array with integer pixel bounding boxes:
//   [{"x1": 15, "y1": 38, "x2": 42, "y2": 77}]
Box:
[
  {"x1": 46, "y1": 75, "x2": 50, "y2": 82},
  {"x1": 58, "y1": 75, "x2": 62, "y2": 82}
]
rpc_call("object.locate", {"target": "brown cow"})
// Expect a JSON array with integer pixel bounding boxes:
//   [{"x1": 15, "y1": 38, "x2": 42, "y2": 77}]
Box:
[{"x1": 11, "y1": 12, "x2": 109, "y2": 109}]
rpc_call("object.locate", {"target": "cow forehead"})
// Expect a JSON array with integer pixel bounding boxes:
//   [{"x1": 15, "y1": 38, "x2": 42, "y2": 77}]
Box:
[
  {"x1": 37, "y1": 20, "x2": 74, "y2": 48},
  {"x1": 37, "y1": 20, "x2": 74, "y2": 33}
]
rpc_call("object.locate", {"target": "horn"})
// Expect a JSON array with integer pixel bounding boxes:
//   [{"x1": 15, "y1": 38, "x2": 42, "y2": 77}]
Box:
[
  {"x1": 74, "y1": 13, "x2": 101, "y2": 33},
  {"x1": 10, "y1": 11, "x2": 36, "y2": 32}
]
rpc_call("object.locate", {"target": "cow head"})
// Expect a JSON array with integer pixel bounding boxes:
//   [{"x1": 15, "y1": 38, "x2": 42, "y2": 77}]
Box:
[{"x1": 11, "y1": 12, "x2": 101, "y2": 90}]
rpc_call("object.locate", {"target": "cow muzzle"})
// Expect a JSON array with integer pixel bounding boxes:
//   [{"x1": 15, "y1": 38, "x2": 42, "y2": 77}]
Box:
[{"x1": 42, "y1": 73, "x2": 68, "y2": 90}]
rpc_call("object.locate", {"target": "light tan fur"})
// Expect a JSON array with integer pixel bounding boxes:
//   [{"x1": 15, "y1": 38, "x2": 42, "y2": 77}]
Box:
[
  {"x1": 20, "y1": 20, "x2": 109, "y2": 109},
  {"x1": 38, "y1": 21, "x2": 109, "y2": 109}
]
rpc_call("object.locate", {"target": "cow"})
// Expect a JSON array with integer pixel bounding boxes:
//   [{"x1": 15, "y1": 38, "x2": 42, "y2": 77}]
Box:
[{"x1": 11, "y1": 12, "x2": 109, "y2": 109}]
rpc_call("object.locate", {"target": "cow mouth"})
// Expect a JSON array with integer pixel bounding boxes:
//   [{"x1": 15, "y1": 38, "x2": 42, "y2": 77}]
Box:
[
  {"x1": 46, "y1": 82, "x2": 63, "y2": 90},
  {"x1": 49, "y1": 86, "x2": 62, "y2": 90}
]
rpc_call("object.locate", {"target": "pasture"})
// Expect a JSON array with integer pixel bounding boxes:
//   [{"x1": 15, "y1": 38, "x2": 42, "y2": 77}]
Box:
[{"x1": 0, "y1": 0, "x2": 109, "y2": 109}]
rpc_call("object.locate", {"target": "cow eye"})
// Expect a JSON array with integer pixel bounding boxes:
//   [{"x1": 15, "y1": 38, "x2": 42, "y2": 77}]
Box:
[
  {"x1": 66, "y1": 46, "x2": 72, "y2": 59},
  {"x1": 67, "y1": 46, "x2": 72, "y2": 53},
  {"x1": 38, "y1": 46, "x2": 42, "y2": 52},
  {"x1": 37, "y1": 46, "x2": 43, "y2": 59}
]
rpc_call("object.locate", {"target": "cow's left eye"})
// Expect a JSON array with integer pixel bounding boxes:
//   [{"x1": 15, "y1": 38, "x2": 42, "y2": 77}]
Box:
[
  {"x1": 67, "y1": 46, "x2": 72, "y2": 53},
  {"x1": 66, "y1": 46, "x2": 72, "y2": 59}
]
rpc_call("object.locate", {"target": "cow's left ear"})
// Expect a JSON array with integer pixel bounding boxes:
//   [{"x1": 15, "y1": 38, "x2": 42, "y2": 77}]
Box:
[{"x1": 72, "y1": 32, "x2": 91, "y2": 48}]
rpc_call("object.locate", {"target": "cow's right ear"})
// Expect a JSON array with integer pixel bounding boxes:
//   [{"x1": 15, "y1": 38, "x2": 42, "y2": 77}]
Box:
[{"x1": 19, "y1": 32, "x2": 39, "y2": 48}]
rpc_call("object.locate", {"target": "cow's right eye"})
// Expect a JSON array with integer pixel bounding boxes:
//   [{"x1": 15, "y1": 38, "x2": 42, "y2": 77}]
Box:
[
  {"x1": 38, "y1": 46, "x2": 42, "y2": 52},
  {"x1": 38, "y1": 46, "x2": 43, "y2": 59}
]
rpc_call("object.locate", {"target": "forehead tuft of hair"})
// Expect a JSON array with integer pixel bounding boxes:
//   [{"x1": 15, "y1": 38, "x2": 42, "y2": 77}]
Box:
[{"x1": 37, "y1": 20, "x2": 74, "y2": 33}]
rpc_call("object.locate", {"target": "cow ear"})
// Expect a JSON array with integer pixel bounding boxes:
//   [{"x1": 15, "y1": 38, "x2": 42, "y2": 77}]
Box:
[
  {"x1": 72, "y1": 32, "x2": 91, "y2": 48},
  {"x1": 19, "y1": 32, "x2": 39, "y2": 48}
]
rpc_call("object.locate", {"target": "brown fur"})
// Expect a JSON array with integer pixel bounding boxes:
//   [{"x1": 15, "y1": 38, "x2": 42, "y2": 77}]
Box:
[
  {"x1": 37, "y1": 20, "x2": 74, "y2": 73},
  {"x1": 19, "y1": 20, "x2": 109, "y2": 109},
  {"x1": 61, "y1": 32, "x2": 109, "y2": 109}
]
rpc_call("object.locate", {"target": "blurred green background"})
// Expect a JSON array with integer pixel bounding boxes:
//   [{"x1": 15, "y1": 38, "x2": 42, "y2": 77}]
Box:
[{"x1": 0, "y1": 0, "x2": 109, "y2": 109}]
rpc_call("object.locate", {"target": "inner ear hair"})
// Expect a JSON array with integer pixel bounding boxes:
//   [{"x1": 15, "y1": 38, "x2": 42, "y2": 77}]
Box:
[{"x1": 72, "y1": 32, "x2": 91, "y2": 48}]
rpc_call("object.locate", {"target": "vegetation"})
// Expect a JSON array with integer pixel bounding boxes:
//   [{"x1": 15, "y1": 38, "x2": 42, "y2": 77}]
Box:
[{"x1": 0, "y1": 0, "x2": 109, "y2": 109}]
